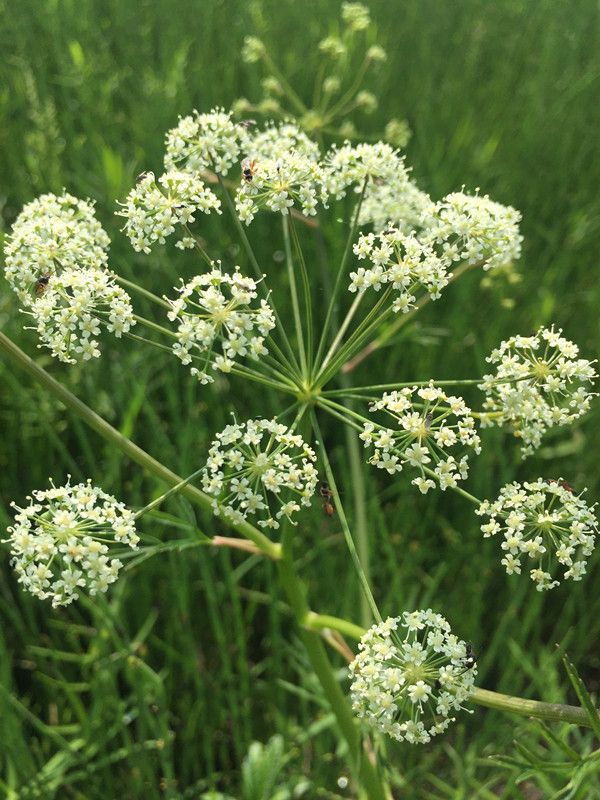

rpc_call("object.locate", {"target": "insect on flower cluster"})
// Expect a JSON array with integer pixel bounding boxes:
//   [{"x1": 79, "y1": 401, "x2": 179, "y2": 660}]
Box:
[{"x1": 350, "y1": 610, "x2": 477, "y2": 744}]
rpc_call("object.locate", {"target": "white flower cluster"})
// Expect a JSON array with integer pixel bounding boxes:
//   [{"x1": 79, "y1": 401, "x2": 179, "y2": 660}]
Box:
[
  {"x1": 480, "y1": 326, "x2": 597, "y2": 456},
  {"x1": 324, "y1": 141, "x2": 410, "y2": 200},
  {"x1": 117, "y1": 170, "x2": 221, "y2": 253},
  {"x1": 423, "y1": 191, "x2": 522, "y2": 272},
  {"x1": 358, "y1": 178, "x2": 432, "y2": 234},
  {"x1": 360, "y1": 384, "x2": 481, "y2": 493},
  {"x1": 202, "y1": 418, "x2": 318, "y2": 530},
  {"x1": 350, "y1": 228, "x2": 450, "y2": 313},
  {"x1": 25, "y1": 268, "x2": 135, "y2": 363},
  {"x1": 477, "y1": 479, "x2": 598, "y2": 591},
  {"x1": 166, "y1": 267, "x2": 276, "y2": 383},
  {"x1": 5, "y1": 478, "x2": 139, "y2": 608},
  {"x1": 341, "y1": 2, "x2": 371, "y2": 31},
  {"x1": 350, "y1": 610, "x2": 476, "y2": 744},
  {"x1": 235, "y1": 150, "x2": 327, "y2": 224},
  {"x1": 4, "y1": 191, "x2": 110, "y2": 303},
  {"x1": 164, "y1": 107, "x2": 251, "y2": 176},
  {"x1": 247, "y1": 122, "x2": 320, "y2": 162},
  {"x1": 5, "y1": 192, "x2": 136, "y2": 364}
]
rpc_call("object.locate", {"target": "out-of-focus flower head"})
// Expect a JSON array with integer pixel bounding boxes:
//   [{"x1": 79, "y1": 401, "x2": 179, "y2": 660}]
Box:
[{"x1": 164, "y1": 107, "x2": 251, "y2": 176}]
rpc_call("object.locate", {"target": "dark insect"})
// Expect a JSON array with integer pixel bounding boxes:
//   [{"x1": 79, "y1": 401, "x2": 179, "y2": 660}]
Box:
[
  {"x1": 464, "y1": 642, "x2": 477, "y2": 670},
  {"x1": 35, "y1": 275, "x2": 51, "y2": 297},
  {"x1": 319, "y1": 481, "x2": 335, "y2": 517},
  {"x1": 241, "y1": 158, "x2": 257, "y2": 182},
  {"x1": 545, "y1": 478, "x2": 575, "y2": 494},
  {"x1": 424, "y1": 413, "x2": 433, "y2": 432}
]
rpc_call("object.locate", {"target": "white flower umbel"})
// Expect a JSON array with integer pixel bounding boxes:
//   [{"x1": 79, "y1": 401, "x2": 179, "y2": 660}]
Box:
[
  {"x1": 202, "y1": 418, "x2": 318, "y2": 530},
  {"x1": 350, "y1": 228, "x2": 450, "y2": 313},
  {"x1": 5, "y1": 478, "x2": 139, "y2": 608},
  {"x1": 324, "y1": 141, "x2": 410, "y2": 200},
  {"x1": 166, "y1": 267, "x2": 276, "y2": 383},
  {"x1": 477, "y1": 479, "x2": 598, "y2": 591},
  {"x1": 4, "y1": 192, "x2": 110, "y2": 305},
  {"x1": 350, "y1": 610, "x2": 476, "y2": 744},
  {"x1": 117, "y1": 170, "x2": 221, "y2": 253},
  {"x1": 247, "y1": 121, "x2": 320, "y2": 162},
  {"x1": 358, "y1": 178, "x2": 432, "y2": 234},
  {"x1": 164, "y1": 107, "x2": 251, "y2": 176},
  {"x1": 235, "y1": 150, "x2": 328, "y2": 224},
  {"x1": 422, "y1": 191, "x2": 522, "y2": 272},
  {"x1": 360, "y1": 384, "x2": 481, "y2": 492},
  {"x1": 480, "y1": 326, "x2": 597, "y2": 457},
  {"x1": 26, "y1": 267, "x2": 135, "y2": 364}
]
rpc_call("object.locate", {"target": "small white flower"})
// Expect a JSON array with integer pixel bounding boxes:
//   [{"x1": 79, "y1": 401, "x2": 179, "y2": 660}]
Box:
[
  {"x1": 24, "y1": 268, "x2": 135, "y2": 364},
  {"x1": 362, "y1": 383, "x2": 480, "y2": 490},
  {"x1": 117, "y1": 170, "x2": 221, "y2": 252},
  {"x1": 477, "y1": 478, "x2": 598, "y2": 590},
  {"x1": 350, "y1": 609, "x2": 476, "y2": 744},
  {"x1": 235, "y1": 149, "x2": 328, "y2": 224},
  {"x1": 164, "y1": 107, "x2": 251, "y2": 176},
  {"x1": 5, "y1": 478, "x2": 138, "y2": 607},
  {"x1": 202, "y1": 419, "x2": 318, "y2": 530},
  {"x1": 4, "y1": 192, "x2": 110, "y2": 305},
  {"x1": 480, "y1": 326, "x2": 597, "y2": 456},
  {"x1": 166, "y1": 265, "x2": 275, "y2": 384}
]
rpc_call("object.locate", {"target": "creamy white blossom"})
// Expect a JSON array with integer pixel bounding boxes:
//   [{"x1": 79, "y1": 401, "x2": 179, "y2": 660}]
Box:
[
  {"x1": 341, "y1": 2, "x2": 371, "y2": 30},
  {"x1": 324, "y1": 141, "x2": 410, "y2": 200},
  {"x1": 480, "y1": 326, "x2": 597, "y2": 456},
  {"x1": 235, "y1": 150, "x2": 327, "y2": 224},
  {"x1": 477, "y1": 479, "x2": 598, "y2": 591},
  {"x1": 166, "y1": 266, "x2": 276, "y2": 383},
  {"x1": 4, "y1": 192, "x2": 110, "y2": 304},
  {"x1": 5, "y1": 478, "x2": 139, "y2": 607},
  {"x1": 25, "y1": 267, "x2": 135, "y2": 364},
  {"x1": 422, "y1": 191, "x2": 522, "y2": 272},
  {"x1": 350, "y1": 610, "x2": 476, "y2": 744},
  {"x1": 117, "y1": 170, "x2": 221, "y2": 253},
  {"x1": 164, "y1": 107, "x2": 251, "y2": 176},
  {"x1": 202, "y1": 419, "x2": 318, "y2": 530},
  {"x1": 350, "y1": 228, "x2": 450, "y2": 313},
  {"x1": 358, "y1": 178, "x2": 431, "y2": 234},
  {"x1": 360, "y1": 384, "x2": 481, "y2": 492},
  {"x1": 246, "y1": 121, "x2": 320, "y2": 163}
]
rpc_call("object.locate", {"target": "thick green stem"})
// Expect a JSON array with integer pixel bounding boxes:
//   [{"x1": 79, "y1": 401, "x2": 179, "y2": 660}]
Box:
[
  {"x1": 277, "y1": 533, "x2": 387, "y2": 799},
  {"x1": 0, "y1": 331, "x2": 280, "y2": 560}
]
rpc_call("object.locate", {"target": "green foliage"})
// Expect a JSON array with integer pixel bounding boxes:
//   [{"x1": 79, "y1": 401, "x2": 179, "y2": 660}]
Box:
[{"x1": 1, "y1": 0, "x2": 599, "y2": 796}]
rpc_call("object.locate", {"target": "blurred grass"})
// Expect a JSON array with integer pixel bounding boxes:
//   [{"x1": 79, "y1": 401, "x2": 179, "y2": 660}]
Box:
[{"x1": 1, "y1": 0, "x2": 599, "y2": 796}]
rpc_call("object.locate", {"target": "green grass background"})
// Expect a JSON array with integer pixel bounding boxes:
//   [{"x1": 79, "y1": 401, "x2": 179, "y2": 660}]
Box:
[{"x1": 1, "y1": 0, "x2": 599, "y2": 797}]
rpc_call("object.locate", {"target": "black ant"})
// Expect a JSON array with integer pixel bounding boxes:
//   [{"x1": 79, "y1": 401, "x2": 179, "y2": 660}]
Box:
[{"x1": 318, "y1": 481, "x2": 335, "y2": 517}]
